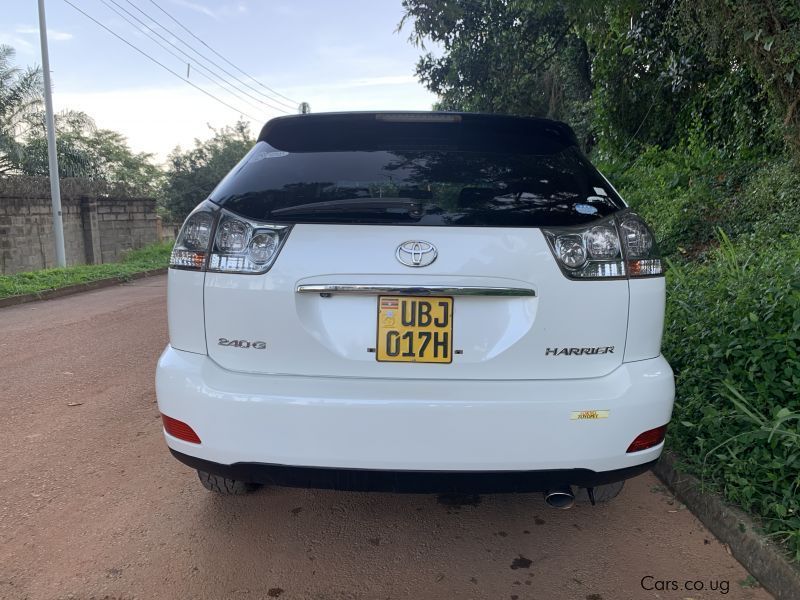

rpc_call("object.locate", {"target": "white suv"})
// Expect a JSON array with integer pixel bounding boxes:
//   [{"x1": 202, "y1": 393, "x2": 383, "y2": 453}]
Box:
[{"x1": 156, "y1": 112, "x2": 674, "y2": 507}]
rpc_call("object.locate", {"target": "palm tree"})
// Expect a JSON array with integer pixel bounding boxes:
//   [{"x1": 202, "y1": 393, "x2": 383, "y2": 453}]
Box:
[
  {"x1": 0, "y1": 44, "x2": 157, "y2": 190},
  {"x1": 0, "y1": 45, "x2": 98, "y2": 177},
  {"x1": 0, "y1": 44, "x2": 43, "y2": 175}
]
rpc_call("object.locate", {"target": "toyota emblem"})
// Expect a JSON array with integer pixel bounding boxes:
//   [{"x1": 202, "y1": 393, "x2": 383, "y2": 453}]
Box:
[{"x1": 396, "y1": 240, "x2": 438, "y2": 267}]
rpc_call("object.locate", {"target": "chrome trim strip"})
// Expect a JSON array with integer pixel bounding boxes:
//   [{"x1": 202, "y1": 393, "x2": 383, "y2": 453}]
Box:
[{"x1": 295, "y1": 284, "x2": 536, "y2": 297}]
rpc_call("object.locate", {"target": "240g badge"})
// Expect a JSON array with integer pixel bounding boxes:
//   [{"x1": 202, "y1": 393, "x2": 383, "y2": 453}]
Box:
[{"x1": 217, "y1": 338, "x2": 266, "y2": 350}]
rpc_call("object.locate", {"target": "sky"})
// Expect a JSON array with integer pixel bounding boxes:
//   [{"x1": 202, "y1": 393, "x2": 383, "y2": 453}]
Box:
[{"x1": 2, "y1": 0, "x2": 439, "y2": 162}]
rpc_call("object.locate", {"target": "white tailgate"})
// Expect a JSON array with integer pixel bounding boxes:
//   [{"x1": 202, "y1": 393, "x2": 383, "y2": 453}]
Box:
[{"x1": 204, "y1": 224, "x2": 628, "y2": 380}]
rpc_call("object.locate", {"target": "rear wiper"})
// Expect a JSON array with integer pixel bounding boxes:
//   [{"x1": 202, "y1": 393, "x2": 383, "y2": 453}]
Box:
[{"x1": 270, "y1": 197, "x2": 423, "y2": 217}]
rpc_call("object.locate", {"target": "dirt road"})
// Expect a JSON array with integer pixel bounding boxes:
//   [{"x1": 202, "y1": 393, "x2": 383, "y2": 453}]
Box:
[{"x1": 0, "y1": 276, "x2": 771, "y2": 600}]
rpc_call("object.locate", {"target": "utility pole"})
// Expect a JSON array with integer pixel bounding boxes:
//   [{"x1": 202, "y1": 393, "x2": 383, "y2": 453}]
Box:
[{"x1": 37, "y1": 0, "x2": 66, "y2": 267}]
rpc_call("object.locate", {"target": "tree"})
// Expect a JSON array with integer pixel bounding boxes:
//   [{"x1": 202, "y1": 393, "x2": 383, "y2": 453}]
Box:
[
  {"x1": 0, "y1": 45, "x2": 42, "y2": 175},
  {"x1": 19, "y1": 113, "x2": 162, "y2": 194},
  {"x1": 575, "y1": 0, "x2": 786, "y2": 155},
  {"x1": 0, "y1": 45, "x2": 159, "y2": 190},
  {"x1": 687, "y1": 0, "x2": 800, "y2": 152},
  {"x1": 161, "y1": 120, "x2": 254, "y2": 221},
  {"x1": 400, "y1": 0, "x2": 594, "y2": 147},
  {"x1": 400, "y1": 0, "x2": 797, "y2": 156}
]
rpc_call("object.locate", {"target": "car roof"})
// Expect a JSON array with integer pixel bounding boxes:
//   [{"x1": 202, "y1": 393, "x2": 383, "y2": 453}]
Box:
[{"x1": 258, "y1": 111, "x2": 578, "y2": 153}]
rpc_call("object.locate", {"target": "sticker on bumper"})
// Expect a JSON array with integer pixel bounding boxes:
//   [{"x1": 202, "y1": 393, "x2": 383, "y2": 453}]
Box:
[{"x1": 570, "y1": 410, "x2": 610, "y2": 420}]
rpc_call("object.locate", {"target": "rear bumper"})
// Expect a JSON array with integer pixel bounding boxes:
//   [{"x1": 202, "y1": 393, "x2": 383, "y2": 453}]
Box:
[
  {"x1": 170, "y1": 449, "x2": 658, "y2": 492},
  {"x1": 156, "y1": 346, "x2": 674, "y2": 473}
]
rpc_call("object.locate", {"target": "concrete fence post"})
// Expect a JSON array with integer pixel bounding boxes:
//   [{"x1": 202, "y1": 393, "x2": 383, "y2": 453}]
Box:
[{"x1": 80, "y1": 196, "x2": 102, "y2": 265}]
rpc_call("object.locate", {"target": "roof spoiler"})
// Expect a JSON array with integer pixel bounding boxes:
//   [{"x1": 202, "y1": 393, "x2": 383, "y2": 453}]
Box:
[{"x1": 258, "y1": 111, "x2": 579, "y2": 153}]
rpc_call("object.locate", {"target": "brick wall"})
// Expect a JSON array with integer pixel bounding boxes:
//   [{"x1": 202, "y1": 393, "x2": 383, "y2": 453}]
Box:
[{"x1": 0, "y1": 177, "x2": 160, "y2": 274}]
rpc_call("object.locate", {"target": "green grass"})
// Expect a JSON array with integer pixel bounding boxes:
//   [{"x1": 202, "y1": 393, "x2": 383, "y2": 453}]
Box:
[{"x1": 0, "y1": 242, "x2": 173, "y2": 299}]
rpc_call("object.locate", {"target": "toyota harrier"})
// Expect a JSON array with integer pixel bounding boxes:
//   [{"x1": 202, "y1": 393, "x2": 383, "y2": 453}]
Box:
[{"x1": 156, "y1": 112, "x2": 674, "y2": 507}]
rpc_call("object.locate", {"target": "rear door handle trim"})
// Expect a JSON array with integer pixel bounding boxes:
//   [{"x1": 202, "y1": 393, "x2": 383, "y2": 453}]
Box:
[{"x1": 295, "y1": 284, "x2": 536, "y2": 297}]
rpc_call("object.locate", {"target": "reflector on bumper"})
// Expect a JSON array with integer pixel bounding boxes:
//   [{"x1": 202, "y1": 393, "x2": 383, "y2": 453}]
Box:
[
  {"x1": 161, "y1": 413, "x2": 202, "y2": 444},
  {"x1": 627, "y1": 424, "x2": 667, "y2": 453}
]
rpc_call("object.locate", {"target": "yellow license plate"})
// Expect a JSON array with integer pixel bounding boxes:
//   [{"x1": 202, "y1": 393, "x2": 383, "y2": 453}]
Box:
[{"x1": 376, "y1": 296, "x2": 453, "y2": 363}]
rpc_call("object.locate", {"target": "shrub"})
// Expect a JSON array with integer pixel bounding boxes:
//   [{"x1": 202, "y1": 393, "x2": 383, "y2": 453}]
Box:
[
  {"x1": 602, "y1": 147, "x2": 800, "y2": 559},
  {"x1": 720, "y1": 160, "x2": 800, "y2": 240},
  {"x1": 664, "y1": 230, "x2": 800, "y2": 559},
  {"x1": 600, "y1": 147, "x2": 717, "y2": 257},
  {"x1": 600, "y1": 147, "x2": 768, "y2": 259}
]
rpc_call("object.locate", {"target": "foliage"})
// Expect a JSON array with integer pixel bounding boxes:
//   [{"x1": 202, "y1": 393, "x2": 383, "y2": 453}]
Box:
[
  {"x1": 598, "y1": 144, "x2": 800, "y2": 557},
  {"x1": 400, "y1": 0, "x2": 595, "y2": 146},
  {"x1": 0, "y1": 242, "x2": 172, "y2": 299},
  {"x1": 724, "y1": 158, "x2": 800, "y2": 239},
  {"x1": 18, "y1": 115, "x2": 162, "y2": 195},
  {"x1": 160, "y1": 120, "x2": 254, "y2": 222},
  {"x1": 583, "y1": 1, "x2": 785, "y2": 157},
  {"x1": 664, "y1": 230, "x2": 800, "y2": 559},
  {"x1": 401, "y1": 0, "x2": 798, "y2": 156},
  {"x1": 0, "y1": 45, "x2": 41, "y2": 175},
  {"x1": 601, "y1": 147, "x2": 800, "y2": 260},
  {"x1": 689, "y1": 0, "x2": 800, "y2": 152},
  {"x1": 598, "y1": 147, "x2": 722, "y2": 258},
  {"x1": 0, "y1": 45, "x2": 159, "y2": 191}
]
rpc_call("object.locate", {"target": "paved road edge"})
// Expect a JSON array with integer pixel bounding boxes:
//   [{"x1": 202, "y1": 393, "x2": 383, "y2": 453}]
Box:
[
  {"x1": 0, "y1": 268, "x2": 167, "y2": 309},
  {"x1": 653, "y1": 451, "x2": 800, "y2": 600}
]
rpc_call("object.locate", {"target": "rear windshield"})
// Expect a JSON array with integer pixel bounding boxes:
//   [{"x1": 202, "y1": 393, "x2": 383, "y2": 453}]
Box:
[{"x1": 211, "y1": 134, "x2": 624, "y2": 228}]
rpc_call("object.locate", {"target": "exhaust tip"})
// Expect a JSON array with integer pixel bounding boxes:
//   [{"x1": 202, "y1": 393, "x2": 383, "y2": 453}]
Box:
[{"x1": 544, "y1": 487, "x2": 575, "y2": 510}]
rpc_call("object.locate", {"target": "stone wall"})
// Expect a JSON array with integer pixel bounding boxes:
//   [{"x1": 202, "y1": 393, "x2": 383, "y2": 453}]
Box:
[{"x1": 0, "y1": 177, "x2": 160, "y2": 274}]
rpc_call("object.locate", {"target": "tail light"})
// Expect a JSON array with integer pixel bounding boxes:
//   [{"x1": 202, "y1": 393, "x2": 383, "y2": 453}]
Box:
[
  {"x1": 169, "y1": 202, "x2": 215, "y2": 270},
  {"x1": 617, "y1": 212, "x2": 663, "y2": 277},
  {"x1": 208, "y1": 212, "x2": 290, "y2": 274},
  {"x1": 543, "y1": 210, "x2": 662, "y2": 279},
  {"x1": 169, "y1": 201, "x2": 291, "y2": 274}
]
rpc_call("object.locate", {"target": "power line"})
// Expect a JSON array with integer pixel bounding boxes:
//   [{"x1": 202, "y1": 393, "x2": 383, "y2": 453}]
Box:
[
  {"x1": 105, "y1": 0, "x2": 290, "y2": 113},
  {"x1": 98, "y1": 0, "x2": 285, "y2": 115},
  {"x1": 125, "y1": 0, "x2": 298, "y2": 111},
  {"x1": 147, "y1": 0, "x2": 299, "y2": 107},
  {"x1": 97, "y1": 0, "x2": 264, "y2": 114},
  {"x1": 62, "y1": 0, "x2": 260, "y2": 121}
]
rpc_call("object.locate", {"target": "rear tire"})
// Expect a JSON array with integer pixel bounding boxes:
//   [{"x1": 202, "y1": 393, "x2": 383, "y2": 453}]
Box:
[
  {"x1": 576, "y1": 481, "x2": 624, "y2": 503},
  {"x1": 197, "y1": 470, "x2": 260, "y2": 495}
]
